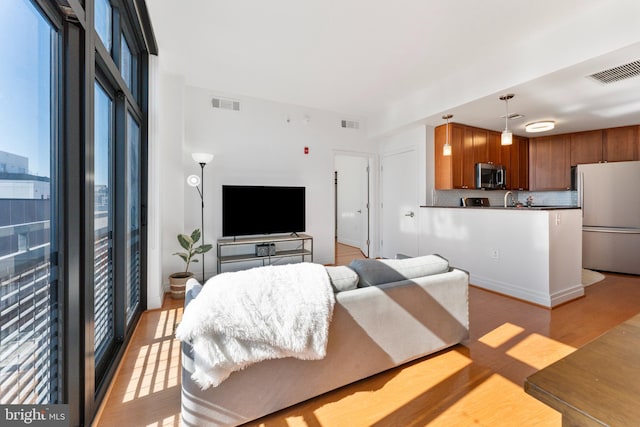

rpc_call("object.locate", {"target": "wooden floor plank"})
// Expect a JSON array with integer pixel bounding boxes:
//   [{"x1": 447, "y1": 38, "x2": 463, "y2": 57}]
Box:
[
  {"x1": 93, "y1": 262, "x2": 640, "y2": 427},
  {"x1": 334, "y1": 241, "x2": 367, "y2": 266}
]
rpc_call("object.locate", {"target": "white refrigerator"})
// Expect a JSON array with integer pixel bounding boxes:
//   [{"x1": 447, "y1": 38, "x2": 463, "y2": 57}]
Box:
[{"x1": 577, "y1": 161, "x2": 640, "y2": 275}]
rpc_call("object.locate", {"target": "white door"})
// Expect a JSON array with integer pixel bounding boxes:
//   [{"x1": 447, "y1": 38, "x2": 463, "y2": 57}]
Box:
[
  {"x1": 381, "y1": 149, "x2": 419, "y2": 258},
  {"x1": 335, "y1": 155, "x2": 369, "y2": 256}
]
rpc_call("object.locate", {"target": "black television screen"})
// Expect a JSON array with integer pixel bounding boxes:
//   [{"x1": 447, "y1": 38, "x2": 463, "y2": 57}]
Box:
[{"x1": 222, "y1": 185, "x2": 305, "y2": 237}]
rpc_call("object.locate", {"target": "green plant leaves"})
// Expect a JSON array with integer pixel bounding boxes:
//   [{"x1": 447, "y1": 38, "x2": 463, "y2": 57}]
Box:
[
  {"x1": 173, "y1": 252, "x2": 189, "y2": 263},
  {"x1": 174, "y1": 229, "x2": 210, "y2": 274},
  {"x1": 194, "y1": 244, "x2": 213, "y2": 254},
  {"x1": 178, "y1": 233, "x2": 193, "y2": 250}
]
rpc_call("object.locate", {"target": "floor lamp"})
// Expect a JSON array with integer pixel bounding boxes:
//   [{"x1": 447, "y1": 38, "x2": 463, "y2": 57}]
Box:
[{"x1": 187, "y1": 152, "x2": 214, "y2": 282}]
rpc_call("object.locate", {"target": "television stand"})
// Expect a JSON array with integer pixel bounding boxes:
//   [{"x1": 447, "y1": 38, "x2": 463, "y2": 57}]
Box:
[{"x1": 216, "y1": 233, "x2": 313, "y2": 274}]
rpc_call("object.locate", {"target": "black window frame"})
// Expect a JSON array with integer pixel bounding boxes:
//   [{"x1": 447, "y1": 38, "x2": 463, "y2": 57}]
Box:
[{"x1": 26, "y1": 0, "x2": 156, "y2": 425}]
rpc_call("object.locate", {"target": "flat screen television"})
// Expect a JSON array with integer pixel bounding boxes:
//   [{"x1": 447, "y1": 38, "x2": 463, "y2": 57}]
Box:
[{"x1": 222, "y1": 185, "x2": 305, "y2": 237}]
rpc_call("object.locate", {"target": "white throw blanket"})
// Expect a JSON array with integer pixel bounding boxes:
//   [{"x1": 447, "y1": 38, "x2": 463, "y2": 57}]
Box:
[{"x1": 175, "y1": 262, "x2": 335, "y2": 389}]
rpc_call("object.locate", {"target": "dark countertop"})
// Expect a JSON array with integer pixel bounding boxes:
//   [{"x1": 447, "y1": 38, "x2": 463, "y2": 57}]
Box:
[{"x1": 421, "y1": 205, "x2": 580, "y2": 211}]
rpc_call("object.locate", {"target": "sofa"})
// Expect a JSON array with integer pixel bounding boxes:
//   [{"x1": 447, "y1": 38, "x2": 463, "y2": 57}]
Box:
[{"x1": 180, "y1": 255, "x2": 469, "y2": 426}]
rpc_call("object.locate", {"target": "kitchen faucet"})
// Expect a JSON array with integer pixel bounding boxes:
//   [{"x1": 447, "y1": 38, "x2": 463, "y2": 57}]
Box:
[{"x1": 504, "y1": 191, "x2": 514, "y2": 208}]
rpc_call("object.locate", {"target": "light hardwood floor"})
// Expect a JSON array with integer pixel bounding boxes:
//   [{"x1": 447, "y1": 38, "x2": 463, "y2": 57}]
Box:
[
  {"x1": 93, "y1": 260, "x2": 640, "y2": 426},
  {"x1": 334, "y1": 241, "x2": 367, "y2": 265}
]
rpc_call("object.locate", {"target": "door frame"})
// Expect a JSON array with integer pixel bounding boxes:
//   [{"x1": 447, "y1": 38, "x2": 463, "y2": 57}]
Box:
[{"x1": 332, "y1": 150, "x2": 379, "y2": 263}]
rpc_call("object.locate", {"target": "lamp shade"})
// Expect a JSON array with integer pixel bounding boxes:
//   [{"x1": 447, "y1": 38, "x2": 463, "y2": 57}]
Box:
[
  {"x1": 443, "y1": 143, "x2": 452, "y2": 156},
  {"x1": 501, "y1": 130, "x2": 513, "y2": 146},
  {"x1": 186, "y1": 174, "x2": 201, "y2": 187},
  {"x1": 191, "y1": 152, "x2": 214, "y2": 164}
]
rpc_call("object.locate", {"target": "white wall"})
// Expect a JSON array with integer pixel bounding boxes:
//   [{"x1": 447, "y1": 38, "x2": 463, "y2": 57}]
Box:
[{"x1": 152, "y1": 76, "x2": 375, "y2": 294}]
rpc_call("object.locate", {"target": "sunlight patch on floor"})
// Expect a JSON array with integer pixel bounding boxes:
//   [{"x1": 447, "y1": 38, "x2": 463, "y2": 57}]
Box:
[
  {"x1": 429, "y1": 374, "x2": 561, "y2": 427},
  {"x1": 123, "y1": 309, "x2": 182, "y2": 403},
  {"x1": 507, "y1": 333, "x2": 575, "y2": 370},
  {"x1": 307, "y1": 350, "x2": 473, "y2": 426},
  {"x1": 478, "y1": 322, "x2": 525, "y2": 348},
  {"x1": 145, "y1": 414, "x2": 180, "y2": 427}
]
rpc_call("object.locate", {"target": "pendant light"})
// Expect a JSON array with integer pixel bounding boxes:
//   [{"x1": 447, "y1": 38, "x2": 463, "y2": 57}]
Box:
[
  {"x1": 442, "y1": 114, "x2": 453, "y2": 156},
  {"x1": 500, "y1": 94, "x2": 514, "y2": 146}
]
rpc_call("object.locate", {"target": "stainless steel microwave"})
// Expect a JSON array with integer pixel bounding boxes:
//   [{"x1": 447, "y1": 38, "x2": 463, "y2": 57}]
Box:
[{"x1": 476, "y1": 163, "x2": 506, "y2": 189}]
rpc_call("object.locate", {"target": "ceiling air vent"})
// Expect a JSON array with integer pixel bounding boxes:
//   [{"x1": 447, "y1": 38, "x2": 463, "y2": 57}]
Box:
[
  {"x1": 500, "y1": 113, "x2": 524, "y2": 120},
  {"x1": 212, "y1": 96, "x2": 240, "y2": 111},
  {"x1": 587, "y1": 60, "x2": 640, "y2": 84},
  {"x1": 341, "y1": 119, "x2": 360, "y2": 129}
]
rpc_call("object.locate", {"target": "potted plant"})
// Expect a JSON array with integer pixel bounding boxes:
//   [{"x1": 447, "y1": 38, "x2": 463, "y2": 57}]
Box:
[{"x1": 169, "y1": 229, "x2": 213, "y2": 298}]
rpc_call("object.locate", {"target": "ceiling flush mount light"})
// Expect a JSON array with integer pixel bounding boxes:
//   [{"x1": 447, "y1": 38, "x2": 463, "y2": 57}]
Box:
[
  {"x1": 499, "y1": 94, "x2": 514, "y2": 146},
  {"x1": 442, "y1": 114, "x2": 453, "y2": 156},
  {"x1": 525, "y1": 121, "x2": 555, "y2": 133}
]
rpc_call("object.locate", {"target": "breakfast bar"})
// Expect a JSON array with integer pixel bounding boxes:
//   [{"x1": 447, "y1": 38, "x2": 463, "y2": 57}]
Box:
[{"x1": 418, "y1": 205, "x2": 583, "y2": 307}]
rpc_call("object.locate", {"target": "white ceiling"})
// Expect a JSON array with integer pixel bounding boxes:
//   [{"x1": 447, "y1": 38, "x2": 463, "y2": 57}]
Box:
[{"x1": 146, "y1": 0, "x2": 640, "y2": 137}]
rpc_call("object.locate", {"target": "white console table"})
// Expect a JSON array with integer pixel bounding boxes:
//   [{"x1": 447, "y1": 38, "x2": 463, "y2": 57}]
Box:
[{"x1": 216, "y1": 233, "x2": 313, "y2": 273}]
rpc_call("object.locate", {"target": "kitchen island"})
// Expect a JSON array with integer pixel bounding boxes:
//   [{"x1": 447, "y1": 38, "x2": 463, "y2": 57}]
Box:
[{"x1": 419, "y1": 206, "x2": 583, "y2": 307}]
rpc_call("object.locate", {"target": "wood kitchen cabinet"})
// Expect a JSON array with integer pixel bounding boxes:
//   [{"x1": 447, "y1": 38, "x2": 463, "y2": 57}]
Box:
[
  {"x1": 434, "y1": 123, "x2": 493, "y2": 189},
  {"x1": 510, "y1": 136, "x2": 529, "y2": 190},
  {"x1": 603, "y1": 125, "x2": 639, "y2": 161},
  {"x1": 488, "y1": 131, "x2": 504, "y2": 166},
  {"x1": 434, "y1": 124, "x2": 452, "y2": 189},
  {"x1": 570, "y1": 126, "x2": 638, "y2": 164},
  {"x1": 456, "y1": 125, "x2": 474, "y2": 189},
  {"x1": 472, "y1": 128, "x2": 489, "y2": 164},
  {"x1": 434, "y1": 123, "x2": 469, "y2": 189},
  {"x1": 435, "y1": 121, "x2": 638, "y2": 193},
  {"x1": 529, "y1": 134, "x2": 571, "y2": 191},
  {"x1": 434, "y1": 123, "x2": 525, "y2": 190},
  {"x1": 570, "y1": 130, "x2": 604, "y2": 165},
  {"x1": 433, "y1": 123, "x2": 472, "y2": 189}
]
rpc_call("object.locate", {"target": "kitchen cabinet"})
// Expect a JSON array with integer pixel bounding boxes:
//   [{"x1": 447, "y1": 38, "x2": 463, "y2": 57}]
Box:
[
  {"x1": 472, "y1": 128, "x2": 489, "y2": 164},
  {"x1": 510, "y1": 136, "x2": 529, "y2": 190},
  {"x1": 434, "y1": 123, "x2": 472, "y2": 189},
  {"x1": 487, "y1": 131, "x2": 503, "y2": 166},
  {"x1": 570, "y1": 130, "x2": 604, "y2": 165},
  {"x1": 456, "y1": 125, "x2": 474, "y2": 189},
  {"x1": 604, "y1": 125, "x2": 639, "y2": 162},
  {"x1": 434, "y1": 124, "x2": 452, "y2": 189},
  {"x1": 570, "y1": 126, "x2": 638, "y2": 164},
  {"x1": 436, "y1": 121, "x2": 638, "y2": 193},
  {"x1": 435, "y1": 123, "x2": 525, "y2": 190},
  {"x1": 529, "y1": 134, "x2": 571, "y2": 191}
]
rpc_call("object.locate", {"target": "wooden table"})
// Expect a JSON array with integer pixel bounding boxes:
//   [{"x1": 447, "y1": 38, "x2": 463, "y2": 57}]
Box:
[{"x1": 525, "y1": 313, "x2": 640, "y2": 426}]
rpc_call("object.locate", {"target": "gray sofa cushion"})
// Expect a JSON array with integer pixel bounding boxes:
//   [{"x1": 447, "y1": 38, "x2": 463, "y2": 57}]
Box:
[
  {"x1": 349, "y1": 254, "x2": 449, "y2": 287},
  {"x1": 325, "y1": 266, "x2": 359, "y2": 292}
]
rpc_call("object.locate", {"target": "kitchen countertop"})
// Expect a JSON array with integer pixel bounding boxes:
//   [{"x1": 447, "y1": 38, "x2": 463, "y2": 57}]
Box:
[{"x1": 420, "y1": 205, "x2": 580, "y2": 211}]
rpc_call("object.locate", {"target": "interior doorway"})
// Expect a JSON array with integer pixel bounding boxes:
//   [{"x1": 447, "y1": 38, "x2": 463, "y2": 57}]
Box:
[{"x1": 334, "y1": 154, "x2": 371, "y2": 260}]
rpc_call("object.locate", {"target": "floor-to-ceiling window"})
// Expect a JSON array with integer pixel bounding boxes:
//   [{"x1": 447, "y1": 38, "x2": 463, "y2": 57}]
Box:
[
  {"x1": 0, "y1": 0, "x2": 155, "y2": 424},
  {"x1": 87, "y1": 0, "x2": 152, "y2": 422},
  {"x1": 126, "y1": 112, "x2": 141, "y2": 323},
  {"x1": 0, "y1": 0, "x2": 59, "y2": 405},
  {"x1": 93, "y1": 81, "x2": 115, "y2": 376}
]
